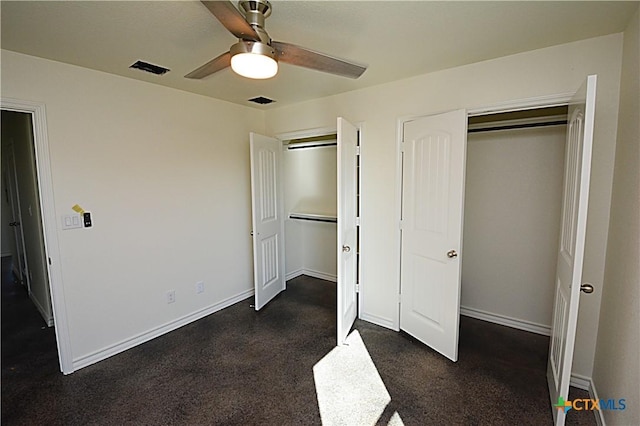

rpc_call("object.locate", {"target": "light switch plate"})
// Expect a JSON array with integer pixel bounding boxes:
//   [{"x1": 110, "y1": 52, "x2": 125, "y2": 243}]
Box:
[{"x1": 62, "y1": 214, "x2": 82, "y2": 230}]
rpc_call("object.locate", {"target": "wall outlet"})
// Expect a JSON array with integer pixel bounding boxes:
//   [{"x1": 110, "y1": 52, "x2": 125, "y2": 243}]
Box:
[
  {"x1": 166, "y1": 290, "x2": 176, "y2": 304},
  {"x1": 196, "y1": 281, "x2": 205, "y2": 294}
]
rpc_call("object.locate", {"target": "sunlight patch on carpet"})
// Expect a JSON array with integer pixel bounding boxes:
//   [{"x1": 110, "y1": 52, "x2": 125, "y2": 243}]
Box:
[{"x1": 313, "y1": 330, "x2": 404, "y2": 425}]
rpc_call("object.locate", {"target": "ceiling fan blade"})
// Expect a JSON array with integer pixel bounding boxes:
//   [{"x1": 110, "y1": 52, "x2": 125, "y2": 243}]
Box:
[
  {"x1": 272, "y1": 41, "x2": 367, "y2": 79},
  {"x1": 201, "y1": 0, "x2": 259, "y2": 41},
  {"x1": 185, "y1": 51, "x2": 231, "y2": 79}
]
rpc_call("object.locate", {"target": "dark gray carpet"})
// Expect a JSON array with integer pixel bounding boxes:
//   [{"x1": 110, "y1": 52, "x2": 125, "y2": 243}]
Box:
[{"x1": 2, "y1": 256, "x2": 595, "y2": 425}]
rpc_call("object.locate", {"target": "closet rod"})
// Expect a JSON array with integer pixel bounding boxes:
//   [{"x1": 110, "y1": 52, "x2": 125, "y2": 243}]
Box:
[
  {"x1": 287, "y1": 142, "x2": 337, "y2": 150},
  {"x1": 468, "y1": 120, "x2": 567, "y2": 134},
  {"x1": 289, "y1": 213, "x2": 337, "y2": 223}
]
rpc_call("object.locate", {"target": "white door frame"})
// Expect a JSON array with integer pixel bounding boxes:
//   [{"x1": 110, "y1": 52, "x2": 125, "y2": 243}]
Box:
[
  {"x1": 1, "y1": 97, "x2": 74, "y2": 374},
  {"x1": 394, "y1": 92, "x2": 574, "y2": 331}
]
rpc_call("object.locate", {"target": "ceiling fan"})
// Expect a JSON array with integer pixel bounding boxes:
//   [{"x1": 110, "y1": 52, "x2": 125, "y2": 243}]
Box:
[{"x1": 185, "y1": 0, "x2": 367, "y2": 80}]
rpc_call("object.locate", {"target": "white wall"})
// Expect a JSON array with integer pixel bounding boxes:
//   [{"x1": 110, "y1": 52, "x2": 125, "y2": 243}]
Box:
[
  {"x1": 593, "y1": 7, "x2": 639, "y2": 425},
  {"x1": 462, "y1": 126, "x2": 566, "y2": 330},
  {"x1": 265, "y1": 34, "x2": 623, "y2": 378},
  {"x1": 284, "y1": 145, "x2": 337, "y2": 280},
  {"x1": 1, "y1": 50, "x2": 265, "y2": 369}
]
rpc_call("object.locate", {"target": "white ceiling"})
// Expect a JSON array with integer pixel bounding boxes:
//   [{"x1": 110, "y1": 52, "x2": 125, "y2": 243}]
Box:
[{"x1": 2, "y1": 1, "x2": 637, "y2": 109}]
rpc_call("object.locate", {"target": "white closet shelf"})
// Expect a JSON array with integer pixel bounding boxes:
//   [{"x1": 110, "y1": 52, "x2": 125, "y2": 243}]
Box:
[{"x1": 288, "y1": 213, "x2": 337, "y2": 223}]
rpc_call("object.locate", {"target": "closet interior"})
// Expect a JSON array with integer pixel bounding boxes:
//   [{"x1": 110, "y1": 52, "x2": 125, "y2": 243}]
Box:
[
  {"x1": 461, "y1": 106, "x2": 569, "y2": 335},
  {"x1": 283, "y1": 134, "x2": 339, "y2": 282}
]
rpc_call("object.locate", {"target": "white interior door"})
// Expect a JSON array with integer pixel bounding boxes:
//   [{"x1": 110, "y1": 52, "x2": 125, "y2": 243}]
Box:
[
  {"x1": 400, "y1": 109, "x2": 467, "y2": 361},
  {"x1": 337, "y1": 117, "x2": 358, "y2": 345},
  {"x1": 547, "y1": 75, "x2": 597, "y2": 425},
  {"x1": 250, "y1": 132, "x2": 286, "y2": 311},
  {"x1": 6, "y1": 143, "x2": 30, "y2": 290}
]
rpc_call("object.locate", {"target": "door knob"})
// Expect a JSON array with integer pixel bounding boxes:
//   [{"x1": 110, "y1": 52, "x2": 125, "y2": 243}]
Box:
[
  {"x1": 447, "y1": 250, "x2": 458, "y2": 258},
  {"x1": 9, "y1": 222, "x2": 19, "y2": 227},
  {"x1": 580, "y1": 283, "x2": 594, "y2": 294},
  {"x1": 342, "y1": 245, "x2": 351, "y2": 253}
]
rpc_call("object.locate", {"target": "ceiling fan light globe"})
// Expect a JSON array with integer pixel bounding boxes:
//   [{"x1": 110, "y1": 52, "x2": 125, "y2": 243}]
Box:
[{"x1": 231, "y1": 52, "x2": 278, "y2": 79}]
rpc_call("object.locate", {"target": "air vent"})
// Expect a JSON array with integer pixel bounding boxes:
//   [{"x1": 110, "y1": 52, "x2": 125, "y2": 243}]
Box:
[
  {"x1": 130, "y1": 60, "x2": 170, "y2": 76},
  {"x1": 248, "y1": 96, "x2": 275, "y2": 105}
]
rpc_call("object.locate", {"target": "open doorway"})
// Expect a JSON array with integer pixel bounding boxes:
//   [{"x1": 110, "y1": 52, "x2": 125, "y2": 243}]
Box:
[
  {"x1": 249, "y1": 119, "x2": 361, "y2": 346},
  {"x1": 283, "y1": 134, "x2": 339, "y2": 283},
  {"x1": 397, "y1": 76, "x2": 599, "y2": 426},
  {"x1": 1, "y1": 109, "x2": 60, "y2": 380},
  {"x1": 461, "y1": 106, "x2": 569, "y2": 336},
  {"x1": 1, "y1": 110, "x2": 53, "y2": 326},
  {"x1": 1, "y1": 99, "x2": 72, "y2": 374}
]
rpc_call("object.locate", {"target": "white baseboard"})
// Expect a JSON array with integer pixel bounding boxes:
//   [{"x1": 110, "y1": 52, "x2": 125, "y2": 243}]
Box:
[
  {"x1": 286, "y1": 268, "x2": 305, "y2": 281},
  {"x1": 569, "y1": 373, "x2": 591, "y2": 391},
  {"x1": 359, "y1": 312, "x2": 397, "y2": 331},
  {"x1": 302, "y1": 268, "x2": 337, "y2": 283},
  {"x1": 286, "y1": 268, "x2": 337, "y2": 283},
  {"x1": 588, "y1": 376, "x2": 606, "y2": 426},
  {"x1": 460, "y1": 305, "x2": 551, "y2": 336},
  {"x1": 30, "y1": 292, "x2": 54, "y2": 327},
  {"x1": 72, "y1": 288, "x2": 254, "y2": 372}
]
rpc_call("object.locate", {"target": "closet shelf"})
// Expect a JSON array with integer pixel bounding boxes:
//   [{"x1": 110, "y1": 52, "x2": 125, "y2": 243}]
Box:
[{"x1": 289, "y1": 213, "x2": 337, "y2": 223}]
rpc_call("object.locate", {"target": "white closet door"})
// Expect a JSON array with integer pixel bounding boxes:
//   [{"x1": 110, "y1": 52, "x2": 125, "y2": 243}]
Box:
[
  {"x1": 400, "y1": 109, "x2": 467, "y2": 362},
  {"x1": 337, "y1": 117, "x2": 358, "y2": 345},
  {"x1": 250, "y1": 133, "x2": 286, "y2": 311},
  {"x1": 547, "y1": 75, "x2": 597, "y2": 426}
]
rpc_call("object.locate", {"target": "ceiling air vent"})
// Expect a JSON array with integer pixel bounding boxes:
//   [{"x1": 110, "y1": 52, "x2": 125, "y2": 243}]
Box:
[
  {"x1": 130, "y1": 60, "x2": 170, "y2": 76},
  {"x1": 248, "y1": 96, "x2": 275, "y2": 105}
]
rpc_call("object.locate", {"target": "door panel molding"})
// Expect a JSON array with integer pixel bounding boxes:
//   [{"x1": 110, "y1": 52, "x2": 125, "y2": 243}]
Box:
[
  {"x1": 337, "y1": 117, "x2": 358, "y2": 345},
  {"x1": 250, "y1": 133, "x2": 286, "y2": 311},
  {"x1": 399, "y1": 109, "x2": 467, "y2": 362},
  {"x1": 547, "y1": 75, "x2": 597, "y2": 426}
]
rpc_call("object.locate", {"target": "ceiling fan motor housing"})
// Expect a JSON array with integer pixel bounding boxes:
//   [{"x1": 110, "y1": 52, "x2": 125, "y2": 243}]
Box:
[
  {"x1": 230, "y1": 39, "x2": 276, "y2": 61},
  {"x1": 239, "y1": 0, "x2": 272, "y2": 44}
]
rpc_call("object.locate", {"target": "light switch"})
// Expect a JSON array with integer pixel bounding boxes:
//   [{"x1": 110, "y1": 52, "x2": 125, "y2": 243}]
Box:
[{"x1": 62, "y1": 214, "x2": 82, "y2": 230}]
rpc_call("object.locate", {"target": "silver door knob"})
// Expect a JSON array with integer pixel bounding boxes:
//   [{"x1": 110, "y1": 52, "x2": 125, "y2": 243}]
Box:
[
  {"x1": 342, "y1": 245, "x2": 351, "y2": 253},
  {"x1": 447, "y1": 250, "x2": 458, "y2": 258},
  {"x1": 580, "y1": 283, "x2": 594, "y2": 294}
]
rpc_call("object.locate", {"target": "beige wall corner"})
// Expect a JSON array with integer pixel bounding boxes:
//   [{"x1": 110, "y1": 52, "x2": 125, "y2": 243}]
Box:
[{"x1": 593, "y1": 6, "x2": 640, "y2": 426}]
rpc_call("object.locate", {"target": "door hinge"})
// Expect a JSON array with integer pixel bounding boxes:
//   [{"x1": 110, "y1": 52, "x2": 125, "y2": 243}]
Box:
[
  {"x1": 356, "y1": 217, "x2": 361, "y2": 226},
  {"x1": 400, "y1": 142, "x2": 405, "y2": 153},
  {"x1": 355, "y1": 283, "x2": 360, "y2": 293},
  {"x1": 356, "y1": 146, "x2": 361, "y2": 156},
  {"x1": 48, "y1": 257, "x2": 52, "y2": 265},
  {"x1": 399, "y1": 220, "x2": 404, "y2": 230}
]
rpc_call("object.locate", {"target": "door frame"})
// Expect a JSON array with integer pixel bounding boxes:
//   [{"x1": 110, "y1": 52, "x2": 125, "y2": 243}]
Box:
[
  {"x1": 394, "y1": 91, "x2": 574, "y2": 332},
  {"x1": 275, "y1": 122, "x2": 364, "y2": 317},
  {"x1": 1, "y1": 97, "x2": 74, "y2": 374}
]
